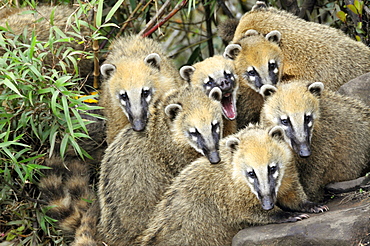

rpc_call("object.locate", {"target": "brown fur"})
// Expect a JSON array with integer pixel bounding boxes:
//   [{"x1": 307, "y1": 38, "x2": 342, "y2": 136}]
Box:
[
  {"x1": 38, "y1": 112, "x2": 105, "y2": 244},
  {"x1": 138, "y1": 125, "x2": 326, "y2": 246},
  {"x1": 96, "y1": 85, "x2": 224, "y2": 245},
  {"x1": 99, "y1": 35, "x2": 180, "y2": 144},
  {"x1": 217, "y1": 18, "x2": 240, "y2": 43},
  {"x1": 180, "y1": 55, "x2": 263, "y2": 130},
  {"x1": 0, "y1": 5, "x2": 92, "y2": 76},
  {"x1": 260, "y1": 81, "x2": 370, "y2": 201},
  {"x1": 235, "y1": 78, "x2": 264, "y2": 129},
  {"x1": 38, "y1": 156, "x2": 96, "y2": 235},
  {"x1": 224, "y1": 30, "x2": 284, "y2": 92},
  {"x1": 71, "y1": 200, "x2": 99, "y2": 246},
  {"x1": 179, "y1": 55, "x2": 238, "y2": 136},
  {"x1": 220, "y1": 2, "x2": 370, "y2": 91}
]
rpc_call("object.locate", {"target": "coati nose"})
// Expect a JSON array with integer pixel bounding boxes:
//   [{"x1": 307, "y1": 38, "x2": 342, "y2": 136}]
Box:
[
  {"x1": 219, "y1": 79, "x2": 232, "y2": 91},
  {"x1": 208, "y1": 151, "x2": 221, "y2": 164},
  {"x1": 132, "y1": 119, "x2": 146, "y2": 131},
  {"x1": 298, "y1": 144, "x2": 311, "y2": 158},
  {"x1": 261, "y1": 196, "x2": 274, "y2": 210}
]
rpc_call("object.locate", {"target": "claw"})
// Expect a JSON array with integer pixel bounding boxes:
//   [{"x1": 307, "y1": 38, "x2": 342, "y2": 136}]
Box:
[
  {"x1": 311, "y1": 204, "x2": 329, "y2": 213},
  {"x1": 299, "y1": 214, "x2": 310, "y2": 220}
]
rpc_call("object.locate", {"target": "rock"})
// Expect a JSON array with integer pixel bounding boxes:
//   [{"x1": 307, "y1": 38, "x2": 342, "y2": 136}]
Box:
[
  {"x1": 326, "y1": 175, "x2": 370, "y2": 194},
  {"x1": 232, "y1": 193, "x2": 370, "y2": 246},
  {"x1": 337, "y1": 72, "x2": 370, "y2": 106}
]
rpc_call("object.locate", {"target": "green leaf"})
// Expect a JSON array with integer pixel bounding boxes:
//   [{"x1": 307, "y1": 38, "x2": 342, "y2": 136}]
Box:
[
  {"x1": 106, "y1": 0, "x2": 124, "y2": 22},
  {"x1": 51, "y1": 90, "x2": 61, "y2": 117},
  {"x1": 347, "y1": 4, "x2": 358, "y2": 14},
  {"x1": 187, "y1": 46, "x2": 202, "y2": 64},
  {"x1": 49, "y1": 125, "x2": 59, "y2": 158},
  {"x1": 1, "y1": 78, "x2": 24, "y2": 98},
  {"x1": 96, "y1": 0, "x2": 104, "y2": 28},
  {"x1": 60, "y1": 133, "x2": 69, "y2": 158},
  {"x1": 51, "y1": 26, "x2": 66, "y2": 39},
  {"x1": 0, "y1": 140, "x2": 29, "y2": 148},
  {"x1": 27, "y1": 164, "x2": 52, "y2": 170},
  {"x1": 354, "y1": 0, "x2": 363, "y2": 15},
  {"x1": 28, "y1": 33, "x2": 37, "y2": 59},
  {"x1": 50, "y1": 7, "x2": 56, "y2": 26},
  {"x1": 55, "y1": 76, "x2": 72, "y2": 87},
  {"x1": 37, "y1": 87, "x2": 54, "y2": 94},
  {"x1": 30, "y1": 115, "x2": 41, "y2": 140},
  {"x1": 19, "y1": 154, "x2": 45, "y2": 164},
  {"x1": 62, "y1": 96, "x2": 73, "y2": 135},
  {"x1": 71, "y1": 108, "x2": 88, "y2": 134},
  {"x1": 336, "y1": 11, "x2": 347, "y2": 23}
]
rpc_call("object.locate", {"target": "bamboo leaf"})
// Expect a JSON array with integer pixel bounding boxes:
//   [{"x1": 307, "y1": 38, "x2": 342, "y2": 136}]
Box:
[
  {"x1": 60, "y1": 134, "x2": 69, "y2": 158},
  {"x1": 51, "y1": 90, "x2": 60, "y2": 117},
  {"x1": 106, "y1": 0, "x2": 124, "y2": 22},
  {"x1": 1, "y1": 78, "x2": 24, "y2": 97},
  {"x1": 62, "y1": 96, "x2": 73, "y2": 135},
  {"x1": 96, "y1": 0, "x2": 104, "y2": 28}
]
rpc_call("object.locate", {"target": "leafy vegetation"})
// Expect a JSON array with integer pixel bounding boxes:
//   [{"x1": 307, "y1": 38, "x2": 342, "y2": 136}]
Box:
[{"x1": 0, "y1": 0, "x2": 368, "y2": 244}]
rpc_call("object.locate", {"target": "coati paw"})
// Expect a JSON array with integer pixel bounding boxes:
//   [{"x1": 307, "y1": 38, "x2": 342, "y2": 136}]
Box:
[
  {"x1": 285, "y1": 213, "x2": 310, "y2": 222},
  {"x1": 309, "y1": 204, "x2": 329, "y2": 213},
  {"x1": 273, "y1": 211, "x2": 309, "y2": 223},
  {"x1": 300, "y1": 201, "x2": 329, "y2": 213}
]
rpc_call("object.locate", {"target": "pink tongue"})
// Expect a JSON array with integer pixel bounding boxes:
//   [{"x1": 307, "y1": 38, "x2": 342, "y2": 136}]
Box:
[{"x1": 221, "y1": 95, "x2": 236, "y2": 120}]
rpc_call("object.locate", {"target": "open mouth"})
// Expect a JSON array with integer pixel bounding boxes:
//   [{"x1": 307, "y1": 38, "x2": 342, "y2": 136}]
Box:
[{"x1": 221, "y1": 93, "x2": 237, "y2": 120}]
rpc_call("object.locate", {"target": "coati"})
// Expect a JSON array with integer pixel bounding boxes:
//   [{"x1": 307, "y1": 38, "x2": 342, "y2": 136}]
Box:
[
  {"x1": 97, "y1": 84, "x2": 225, "y2": 245},
  {"x1": 259, "y1": 81, "x2": 370, "y2": 201},
  {"x1": 224, "y1": 29, "x2": 283, "y2": 93},
  {"x1": 179, "y1": 55, "x2": 237, "y2": 135},
  {"x1": 0, "y1": 5, "x2": 92, "y2": 76},
  {"x1": 99, "y1": 35, "x2": 180, "y2": 143},
  {"x1": 219, "y1": 1, "x2": 370, "y2": 91},
  {"x1": 180, "y1": 55, "x2": 263, "y2": 131},
  {"x1": 180, "y1": 55, "x2": 238, "y2": 121},
  {"x1": 138, "y1": 124, "x2": 328, "y2": 246}
]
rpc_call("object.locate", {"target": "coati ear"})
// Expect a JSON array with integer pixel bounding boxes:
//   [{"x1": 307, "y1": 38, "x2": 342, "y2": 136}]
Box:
[
  {"x1": 224, "y1": 44, "x2": 242, "y2": 60},
  {"x1": 209, "y1": 87, "x2": 222, "y2": 102},
  {"x1": 259, "y1": 84, "x2": 277, "y2": 99},
  {"x1": 179, "y1": 65, "x2": 196, "y2": 82},
  {"x1": 165, "y1": 103, "x2": 183, "y2": 120},
  {"x1": 266, "y1": 30, "x2": 281, "y2": 44},
  {"x1": 308, "y1": 82, "x2": 324, "y2": 97},
  {"x1": 144, "y1": 53, "x2": 161, "y2": 70},
  {"x1": 226, "y1": 136, "x2": 240, "y2": 153},
  {"x1": 244, "y1": 29, "x2": 259, "y2": 37},
  {"x1": 268, "y1": 126, "x2": 285, "y2": 142},
  {"x1": 252, "y1": 1, "x2": 268, "y2": 11},
  {"x1": 100, "y1": 64, "x2": 116, "y2": 78}
]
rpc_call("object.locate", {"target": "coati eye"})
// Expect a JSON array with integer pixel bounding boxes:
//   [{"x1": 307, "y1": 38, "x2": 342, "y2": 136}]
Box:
[
  {"x1": 224, "y1": 71, "x2": 233, "y2": 80},
  {"x1": 212, "y1": 121, "x2": 219, "y2": 132},
  {"x1": 247, "y1": 69, "x2": 256, "y2": 77},
  {"x1": 280, "y1": 118, "x2": 289, "y2": 126},
  {"x1": 206, "y1": 76, "x2": 214, "y2": 87},
  {"x1": 188, "y1": 128, "x2": 199, "y2": 138},
  {"x1": 268, "y1": 62, "x2": 277, "y2": 70},
  {"x1": 304, "y1": 114, "x2": 312, "y2": 123},
  {"x1": 247, "y1": 170, "x2": 256, "y2": 179},
  {"x1": 268, "y1": 165, "x2": 277, "y2": 174},
  {"x1": 142, "y1": 89, "x2": 151, "y2": 98},
  {"x1": 119, "y1": 92, "x2": 128, "y2": 101}
]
